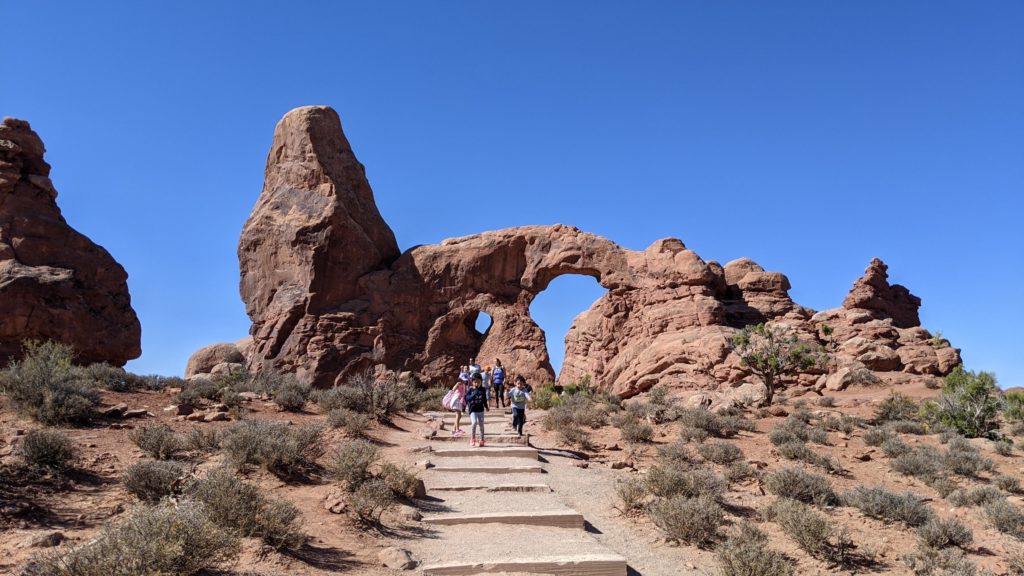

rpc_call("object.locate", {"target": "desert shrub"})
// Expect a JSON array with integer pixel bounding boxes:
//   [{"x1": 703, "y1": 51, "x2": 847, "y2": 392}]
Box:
[
  {"x1": 678, "y1": 426, "x2": 710, "y2": 443},
  {"x1": 547, "y1": 394, "x2": 607, "y2": 429},
  {"x1": 185, "y1": 427, "x2": 221, "y2": 453},
  {"x1": 221, "y1": 420, "x2": 324, "y2": 476},
  {"x1": 823, "y1": 414, "x2": 861, "y2": 434},
  {"x1": 326, "y1": 439, "x2": 380, "y2": 490},
  {"x1": 995, "y1": 440, "x2": 1014, "y2": 456},
  {"x1": 123, "y1": 460, "x2": 187, "y2": 502},
  {"x1": 646, "y1": 466, "x2": 726, "y2": 500},
  {"x1": 863, "y1": 427, "x2": 893, "y2": 447},
  {"x1": 716, "y1": 522, "x2": 795, "y2": 576},
  {"x1": 767, "y1": 498, "x2": 852, "y2": 564},
  {"x1": 916, "y1": 517, "x2": 973, "y2": 550},
  {"x1": 731, "y1": 323, "x2": 825, "y2": 406},
  {"x1": 676, "y1": 407, "x2": 754, "y2": 439},
  {"x1": 554, "y1": 422, "x2": 595, "y2": 450},
  {"x1": 19, "y1": 428, "x2": 76, "y2": 470},
  {"x1": 128, "y1": 423, "x2": 183, "y2": 460},
  {"x1": 626, "y1": 386, "x2": 677, "y2": 424},
  {"x1": 311, "y1": 385, "x2": 361, "y2": 412},
  {"x1": 920, "y1": 365, "x2": 1001, "y2": 439},
  {"x1": 842, "y1": 486, "x2": 933, "y2": 526},
  {"x1": 1, "y1": 341, "x2": 100, "y2": 424},
  {"x1": 902, "y1": 545, "x2": 982, "y2": 576},
  {"x1": 326, "y1": 370, "x2": 411, "y2": 423},
  {"x1": 378, "y1": 463, "x2": 421, "y2": 499},
  {"x1": 818, "y1": 396, "x2": 835, "y2": 407},
  {"x1": 1006, "y1": 391, "x2": 1024, "y2": 423},
  {"x1": 763, "y1": 467, "x2": 838, "y2": 506},
  {"x1": 698, "y1": 441, "x2": 743, "y2": 465},
  {"x1": 657, "y1": 441, "x2": 697, "y2": 466},
  {"x1": 887, "y1": 420, "x2": 927, "y2": 435},
  {"x1": 881, "y1": 437, "x2": 912, "y2": 458},
  {"x1": 724, "y1": 461, "x2": 757, "y2": 483},
  {"x1": 219, "y1": 387, "x2": 243, "y2": 410},
  {"x1": 649, "y1": 494, "x2": 723, "y2": 547},
  {"x1": 876, "y1": 391, "x2": 919, "y2": 423},
  {"x1": 618, "y1": 416, "x2": 654, "y2": 444},
  {"x1": 273, "y1": 379, "x2": 310, "y2": 412},
  {"x1": 188, "y1": 467, "x2": 305, "y2": 551},
  {"x1": 997, "y1": 474, "x2": 1022, "y2": 494},
  {"x1": 941, "y1": 437, "x2": 994, "y2": 478},
  {"x1": 984, "y1": 498, "x2": 1024, "y2": 540},
  {"x1": 349, "y1": 477, "x2": 396, "y2": 525},
  {"x1": 614, "y1": 477, "x2": 648, "y2": 516},
  {"x1": 326, "y1": 407, "x2": 371, "y2": 438},
  {"x1": 770, "y1": 415, "x2": 828, "y2": 446},
  {"x1": 177, "y1": 377, "x2": 221, "y2": 406},
  {"x1": 947, "y1": 485, "x2": 1005, "y2": 507},
  {"x1": 74, "y1": 363, "x2": 145, "y2": 392},
  {"x1": 22, "y1": 499, "x2": 239, "y2": 576},
  {"x1": 137, "y1": 375, "x2": 182, "y2": 391},
  {"x1": 1009, "y1": 549, "x2": 1024, "y2": 576},
  {"x1": 929, "y1": 477, "x2": 959, "y2": 499},
  {"x1": 891, "y1": 446, "x2": 944, "y2": 480},
  {"x1": 776, "y1": 440, "x2": 842, "y2": 472}
]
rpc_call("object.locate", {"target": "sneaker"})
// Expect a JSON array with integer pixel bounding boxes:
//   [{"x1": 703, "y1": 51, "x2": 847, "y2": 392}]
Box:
[
  {"x1": 479, "y1": 440, "x2": 486, "y2": 447},
  {"x1": 470, "y1": 439, "x2": 477, "y2": 446},
  {"x1": 453, "y1": 429, "x2": 465, "y2": 437}
]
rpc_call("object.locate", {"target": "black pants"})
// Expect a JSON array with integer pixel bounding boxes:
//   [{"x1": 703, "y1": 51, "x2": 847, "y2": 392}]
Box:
[
  {"x1": 493, "y1": 385, "x2": 505, "y2": 408},
  {"x1": 512, "y1": 407, "x2": 526, "y2": 435}
]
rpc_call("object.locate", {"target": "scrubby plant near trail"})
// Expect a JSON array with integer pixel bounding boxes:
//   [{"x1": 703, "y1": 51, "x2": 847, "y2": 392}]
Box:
[
  {"x1": 890, "y1": 446, "x2": 944, "y2": 481},
  {"x1": 916, "y1": 517, "x2": 973, "y2": 550},
  {"x1": 1, "y1": 340, "x2": 100, "y2": 424},
  {"x1": 185, "y1": 426, "x2": 221, "y2": 453},
  {"x1": 614, "y1": 476, "x2": 649, "y2": 516},
  {"x1": 273, "y1": 378, "x2": 310, "y2": 412},
  {"x1": 697, "y1": 441, "x2": 743, "y2": 465},
  {"x1": 941, "y1": 436, "x2": 994, "y2": 478},
  {"x1": 649, "y1": 494, "x2": 723, "y2": 547},
  {"x1": 716, "y1": 522, "x2": 795, "y2": 576},
  {"x1": 766, "y1": 498, "x2": 853, "y2": 565},
  {"x1": 775, "y1": 440, "x2": 843, "y2": 473},
  {"x1": 920, "y1": 365, "x2": 1002, "y2": 438},
  {"x1": 646, "y1": 465, "x2": 726, "y2": 500},
  {"x1": 324, "y1": 439, "x2": 421, "y2": 525},
  {"x1": 768, "y1": 412, "x2": 828, "y2": 446},
  {"x1": 863, "y1": 427, "x2": 894, "y2": 447},
  {"x1": 984, "y1": 498, "x2": 1024, "y2": 540},
  {"x1": 614, "y1": 412, "x2": 653, "y2": 443},
  {"x1": 902, "y1": 545, "x2": 983, "y2": 576},
  {"x1": 763, "y1": 466, "x2": 838, "y2": 506},
  {"x1": 947, "y1": 485, "x2": 1004, "y2": 508},
  {"x1": 21, "y1": 499, "x2": 239, "y2": 576},
  {"x1": 378, "y1": 462, "x2": 421, "y2": 499},
  {"x1": 928, "y1": 477, "x2": 959, "y2": 499},
  {"x1": 128, "y1": 423, "x2": 183, "y2": 460},
  {"x1": 327, "y1": 407, "x2": 371, "y2": 438},
  {"x1": 188, "y1": 466, "x2": 306, "y2": 551},
  {"x1": 731, "y1": 323, "x2": 826, "y2": 406},
  {"x1": 675, "y1": 406, "x2": 755, "y2": 439},
  {"x1": 221, "y1": 419, "x2": 324, "y2": 477},
  {"x1": 994, "y1": 439, "x2": 1014, "y2": 456},
  {"x1": 349, "y1": 477, "x2": 397, "y2": 525},
  {"x1": 311, "y1": 370, "x2": 411, "y2": 423},
  {"x1": 123, "y1": 460, "x2": 187, "y2": 502},
  {"x1": 19, "y1": 428, "x2": 76, "y2": 471},
  {"x1": 875, "y1": 391, "x2": 920, "y2": 423},
  {"x1": 842, "y1": 486, "x2": 933, "y2": 527}
]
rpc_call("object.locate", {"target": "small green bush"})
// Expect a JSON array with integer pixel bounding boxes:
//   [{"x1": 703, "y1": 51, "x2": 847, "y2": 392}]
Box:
[
  {"x1": 716, "y1": 522, "x2": 794, "y2": 576},
  {"x1": 842, "y1": 486, "x2": 933, "y2": 526},
  {"x1": 614, "y1": 477, "x2": 648, "y2": 516},
  {"x1": 1006, "y1": 391, "x2": 1024, "y2": 423},
  {"x1": 875, "y1": 391, "x2": 919, "y2": 423},
  {"x1": 348, "y1": 477, "x2": 396, "y2": 525},
  {"x1": 646, "y1": 466, "x2": 726, "y2": 500},
  {"x1": 763, "y1": 467, "x2": 838, "y2": 506},
  {"x1": 997, "y1": 474, "x2": 1022, "y2": 494},
  {"x1": 984, "y1": 498, "x2": 1024, "y2": 540},
  {"x1": 185, "y1": 427, "x2": 221, "y2": 453},
  {"x1": 947, "y1": 486, "x2": 1004, "y2": 507},
  {"x1": 22, "y1": 499, "x2": 239, "y2": 576},
  {"x1": 1, "y1": 341, "x2": 100, "y2": 424},
  {"x1": 649, "y1": 494, "x2": 723, "y2": 547},
  {"x1": 698, "y1": 441, "x2": 743, "y2": 465},
  {"x1": 863, "y1": 427, "x2": 893, "y2": 447},
  {"x1": 19, "y1": 428, "x2": 76, "y2": 470},
  {"x1": 128, "y1": 423, "x2": 183, "y2": 460},
  {"x1": 221, "y1": 420, "x2": 324, "y2": 476},
  {"x1": 920, "y1": 365, "x2": 1001, "y2": 439},
  {"x1": 767, "y1": 498, "x2": 852, "y2": 564},
  {"x1": 916, "y1": 517, "x2": 973, "y2": 550},
  {"x1": 378, "y1": 463, "x2": 421, "y2": 499},
  {"x1": 326, "y1": 407, "x2": 371, "y2": 438},
  {"x1": 123, "y1": 460, "x2": 187, "y2": 502},
  {"x1": 776, "y1": 440, "x2": 842, "y2": 472},
  {"x1": 618, "y1": 416, "x2": 654, "y2": 444},
  {"x1": 891, "y1": 446, "x2": 944, "y2": 480},
  {"x1": 902, "y1": 544, "x2": 981, "y2": 576},
  {"x1": 326, "y1": 439, "x2": 380, "y2": 490}
]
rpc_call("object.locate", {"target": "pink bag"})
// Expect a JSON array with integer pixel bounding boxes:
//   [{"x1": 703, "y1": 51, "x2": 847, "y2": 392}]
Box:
[{"x1": 442, "y1": 389, "x2": 457, "y2": 410}]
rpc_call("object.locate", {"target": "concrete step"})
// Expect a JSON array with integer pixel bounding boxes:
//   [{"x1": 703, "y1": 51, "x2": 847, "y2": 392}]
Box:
[
  {"x1": 411, "y1": 525, "x2": 626, "y2": 576},
  {"x1": 430, "y1": 433, "x2": 530, "y2": 446},
  {"x1": 429, "y1": 484, "x2": 551, "y2": 493},
  {"x1": 424, "y1": 510, "x2": 583, "y2": 529},
  {"x1": 431, "y1": 464, "x2": 543, "y2": 474},
  {"x1": 432, "y1": 446, "x2": 538, "y2": 459},
  {"x1": 425, "y1": 471, "x2": 550, "y2": 491}
]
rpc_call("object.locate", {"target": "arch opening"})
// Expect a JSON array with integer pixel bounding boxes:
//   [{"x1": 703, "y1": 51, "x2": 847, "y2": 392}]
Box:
[
  {"x1": 474, "y1": 311, "x2": 493, "y2": 337},
  {"x1": 529, "y1": 274, "x2": 607, "y2": 380}
]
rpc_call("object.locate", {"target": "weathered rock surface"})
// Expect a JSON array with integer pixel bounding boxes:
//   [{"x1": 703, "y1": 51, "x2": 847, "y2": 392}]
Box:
[
  {"x1": 223, "y1": 105, "x2": 962, "y2": 401},
  {"x1": 0, "y1": 118, "x2": 141, "y2": 365},
  {"x1": 184, "y1": 342, "x2": 244, "y2": 378}
]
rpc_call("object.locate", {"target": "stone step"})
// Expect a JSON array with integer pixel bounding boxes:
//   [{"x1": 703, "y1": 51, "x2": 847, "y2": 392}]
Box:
[
  {"x1": 430, "y1": 484, "x2": 551, "y2": 493},
  {"x1": 430, "y1": 433, "x2": 530, "y2": 445},
  {"x1": 424, "y1": 472, "x2": 550, "y2": 491},
  {"x1": 411, "y1": 525, "x2": 626, "y2": 576},
  {"x1": 431, "y1": 446, "x2": 538, "y2": 459},
  {"x1": 431, "y1": 464, "x2": 543, "y2": 474},
  {"x1": 423, "y1": 510, "x2": 584, "y2": 529}
]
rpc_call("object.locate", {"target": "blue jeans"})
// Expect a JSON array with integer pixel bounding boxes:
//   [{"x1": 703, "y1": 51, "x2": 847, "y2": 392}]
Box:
[{"x1": 470, "y1": 411, "x2": 485, "y2": 440}]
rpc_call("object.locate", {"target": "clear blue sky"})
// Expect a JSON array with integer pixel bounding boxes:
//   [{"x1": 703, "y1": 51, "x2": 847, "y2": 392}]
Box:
[{"x1": 2, "y1": 2, "x2": 1021, "y2": 387}]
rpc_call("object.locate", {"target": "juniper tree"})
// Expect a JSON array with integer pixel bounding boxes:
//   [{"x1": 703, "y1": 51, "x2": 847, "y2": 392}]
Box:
[{"x1": 731, "y1": 323, "x2": 824, "y2": 406}]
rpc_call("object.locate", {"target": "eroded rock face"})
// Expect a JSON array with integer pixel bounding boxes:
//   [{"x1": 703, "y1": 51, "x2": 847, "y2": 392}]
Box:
[
  {"x1": 0, "y1": 118, "x2": 141, "y2": 365},
  {"x1": 231, "y1": 105, "x2": 961, "y2": 399}
]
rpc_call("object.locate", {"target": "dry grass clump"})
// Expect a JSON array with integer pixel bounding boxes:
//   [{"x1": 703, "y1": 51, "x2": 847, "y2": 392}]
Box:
[
  {"x1": 614, "y1": 477, "x2": 648, "y2": 516},
  {"x1": 273, "y1": 378, "x2": 310, "y2": 412},
  {"x1": 646, "y1": 465, "x2": 726, "y2": 500},
  {"x1": 822, "y1": 414, "x2": 862, "y2": 433},
  {"x1": 901, "y1": 545, "x2": 982, "y2": 576},
  {"x1": 325, "y1": 439, "x2": 421, "y2": 525},
  {"x1": 545, "y1": 395, "x2": 608, "y2": 450},
  {"x1": 326, "y1": 407, "x2": 371, "y2": 438},
  {"x1": 863, "y1": 427, "x2": 894, "y2": 447},
  {"x1": 675, "y1": 407, "x2": 754, "y2": 440},
  {"x1": 326, "y1": 439, "x2": 380, "y2": 490},
  {"x1": 941, "y1": 436, "x2": 994, "y2": 478},
  {"x1": 947, "y1": 485, "x2": 1004, "y2": 507},
  {"x1": 842, "y1": 486, "x2": 933, "y2": 526},
  {"x1": 349, "y1": 478, "x2": 397, "y2": 525},
  {"x1": 874, "y1": 391, "x2": 919, "y2": 423},
  {"x1": 378, "y1": 463, "x2": 422, "y2": 499},
  {"x1": 311, "y1": 370, "x2": 411, "y2": 423},
  {"x1": 929, "y1": 477, "x2": 960, "y2": 499},
  {"x1": 890, "y1": 446, "x2": 943, "y2": 480},
  {"x1": 716, "y1": 522, "x2": 795, "y2": 576},
  {"x1": 881, "y1": 437, "x2": 912, "y2": 458},
  {"x1": 19, "y1": 428, "x2": 75, "y2": 471},
  {"x1": 617, "y1": 415, "x2": 654, "y2": 444},
  {"x1": 763, "y1": 467, "x2": 838, "y2": 506},
  {"x1": 123, "y1": 460, "x2": 187, "y2": 502},
  {"x1": 221, "y1": 420, "x2": 324, "y2": 477},
  {"x1": 775, "y1": 440, "x2": 842, "y2": 472},
  {"x1": 983, "y1": 498, "x2": 1024, "y2": 540},
  {"x1": 175, "y1": 377, "x2": 221, "y2": 408},
  {"x1": 188, "y1": 467, "x2": 305, "y2": 551},
  {"x1": 916, "y1": 517, "x2": 973, "y2": 550},
  {"x1": 697, "y1": 441, "x2": 743, "y2": 464},
  {"x1": 185, "y1": 426, "x2": 221, "y2": 453},
  {"x1": 649, "y1": 494, "x2": 723, "y2": 547},
  {"x1": 994, "y1": 440, "x2": 1014, "y2": 456},
  {"x1": 997, "y1": 474, "x2": 1023, "y2": 494},
  {"x1": 766, "y1": 498, "x2": 853, "y2": 565},
  {"x1": 22, "y1": 499, "x2": 239, "y2": 576},
  {"x1": 128, "y1": 423, "x2": 183, "y2": 460},
  {"x1": 724, "y1": 460, "x2": 757, "y2": 483}
]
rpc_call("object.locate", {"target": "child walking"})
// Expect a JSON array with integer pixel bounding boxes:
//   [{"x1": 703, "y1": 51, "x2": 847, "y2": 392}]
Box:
[
  {"x1": 506, "y1": 375, "x2": 532, "y2": 436},
  {"x1": 447, "y1": 374, "x2": 469, "y2": 436},
  {"x1": 465, "y1": 373, "x2": 488, "y2": 446}
]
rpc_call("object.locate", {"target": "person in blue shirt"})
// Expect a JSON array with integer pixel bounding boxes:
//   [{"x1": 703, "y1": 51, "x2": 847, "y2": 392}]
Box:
[
  {"x1": 492, "y1": 358, "x2": 506, "y2": 409},
  {"x1": 464, "y1": 373, "x2": 489, "y2": 446}
]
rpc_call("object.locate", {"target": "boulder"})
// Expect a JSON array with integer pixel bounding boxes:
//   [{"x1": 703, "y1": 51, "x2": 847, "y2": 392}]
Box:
[
  {"x1": 378, "y1": 547, "x2": 417, "y2": 570},
  {"x1": 185, "y1": 342, "x2": 244, "y2": 378},
  {"x1": 824, "y1": 363, "x2": 880, "y2": 391},
  {"x1": 0, "y1": 118, "x2": 141, "y2": 365}
]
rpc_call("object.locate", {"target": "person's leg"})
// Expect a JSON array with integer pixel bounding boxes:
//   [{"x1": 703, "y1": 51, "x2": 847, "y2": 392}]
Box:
[
  {"x1": 455, "y1": 410, "x2": 462, "y2": 433},
  {"x1": 479, "y1": 411, "x2": 486, "y2": 446},
  {"x1": 470, "y1": 412, "x2": 480, "y2": 444}
]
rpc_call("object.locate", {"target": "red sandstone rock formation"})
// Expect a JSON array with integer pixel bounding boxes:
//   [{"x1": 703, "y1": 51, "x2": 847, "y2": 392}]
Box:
[
  {"x1": 0, "y1": 118, "x2": 141, "y2": 365},
  {"x1": 229, "y1": 105, "x2": 961, "y2": 401}
]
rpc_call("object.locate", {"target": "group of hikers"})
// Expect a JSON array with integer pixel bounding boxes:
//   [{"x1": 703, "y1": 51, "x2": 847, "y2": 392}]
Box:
[{"x1": 442, "y1": 358, "x2": 532, "y2": 446}]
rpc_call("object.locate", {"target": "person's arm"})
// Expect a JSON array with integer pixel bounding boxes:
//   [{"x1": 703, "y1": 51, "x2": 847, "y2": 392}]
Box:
[{"x1": 524, "y1": 392, "x2": 532, "y2": 402}]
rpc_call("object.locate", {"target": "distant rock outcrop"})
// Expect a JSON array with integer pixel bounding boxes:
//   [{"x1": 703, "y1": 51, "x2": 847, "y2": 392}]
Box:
[
  {"x1": 217, "y1": 105, "x2": 961, "y2": 401},
  {"x1": 0, "y1": 118, "x2": 141, "y2": 365}
]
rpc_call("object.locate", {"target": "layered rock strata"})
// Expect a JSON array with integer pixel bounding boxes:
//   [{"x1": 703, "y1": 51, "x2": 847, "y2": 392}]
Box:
[
  {"x1": 0, "y1": 118, "x2": 141, "y2": 365},
  {"x1": 231, "y1": 106, "x2": 960, "y2": 399}
]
